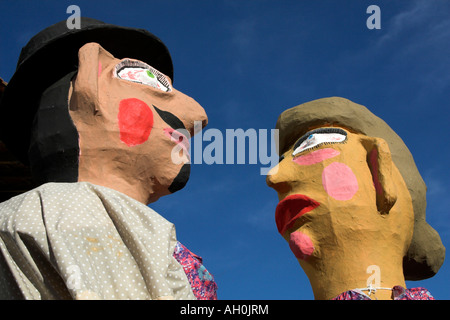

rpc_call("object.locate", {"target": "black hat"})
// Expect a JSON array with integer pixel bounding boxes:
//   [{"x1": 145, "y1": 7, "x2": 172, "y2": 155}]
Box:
[{"x1": 0, "y1": 17, "x2": 173, "y2": 164}]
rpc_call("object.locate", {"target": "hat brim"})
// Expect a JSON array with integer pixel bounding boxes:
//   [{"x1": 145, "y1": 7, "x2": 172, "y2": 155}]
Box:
[{"x1": 0, "y1": 18, "x2": 173, "y2": 164}]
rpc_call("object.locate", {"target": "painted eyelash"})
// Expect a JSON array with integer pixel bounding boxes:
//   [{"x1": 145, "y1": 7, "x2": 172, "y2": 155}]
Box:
[
  {"x1": 115, "y1": 59, "x2": 150, "y2": 73},
  {"x1": 299, "y1": 139, "x2": 348, "y2": 153},
  {"x1": 293, "y1": 128, "x2": 347, "y2": 151},
  {"x1": 153, "y1": 71, "x2": 172, "y2": 92}
]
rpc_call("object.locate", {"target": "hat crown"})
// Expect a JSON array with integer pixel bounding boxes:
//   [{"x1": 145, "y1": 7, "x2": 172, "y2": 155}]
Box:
[{"x1": 17, "y1": 18, "x2": 107, "y2": 70}]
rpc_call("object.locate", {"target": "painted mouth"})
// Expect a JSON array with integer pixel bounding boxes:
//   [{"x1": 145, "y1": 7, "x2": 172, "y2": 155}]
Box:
[{"x1": 275, "y1": 194, "x2": 320, "y2": 235}]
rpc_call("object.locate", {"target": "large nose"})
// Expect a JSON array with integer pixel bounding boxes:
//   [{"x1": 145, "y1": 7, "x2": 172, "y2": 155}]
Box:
[
  {"x1": 175, "y1": 97, "x2": 208, "y2": 138},
  {"x1": 187, "y1": 104, "x2": 208, "y2": 134},
  {"x1": 266, "y1": 164, "x2": 291, "y2": 194}
]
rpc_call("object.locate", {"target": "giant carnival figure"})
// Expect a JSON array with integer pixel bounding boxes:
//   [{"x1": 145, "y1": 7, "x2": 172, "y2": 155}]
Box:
[
  {"x1": 266, "y1": 97, "x2": 445, "y2": 300},
  {"x1": 0, "y1": 18, "x2": 217, "y2": 300}
]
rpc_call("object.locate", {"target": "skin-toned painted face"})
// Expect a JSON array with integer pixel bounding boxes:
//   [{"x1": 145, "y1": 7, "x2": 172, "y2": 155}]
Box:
[
  {"x1": 69, "y1": 43, "x2": 208, "y2": 204},
  {"x1": 267, "y1": 126, "x2": 413, "y2": 268}
]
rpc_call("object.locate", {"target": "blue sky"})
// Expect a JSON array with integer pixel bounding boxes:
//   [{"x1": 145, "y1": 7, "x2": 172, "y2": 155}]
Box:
[{"x1": 1, "y1": 0, "x2": 449, "y2": 300}]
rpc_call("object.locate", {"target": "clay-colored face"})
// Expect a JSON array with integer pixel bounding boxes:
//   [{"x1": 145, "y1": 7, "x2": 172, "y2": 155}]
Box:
[
  {"x1": 69, "y1": 43, "x2": 207, "y2": 203},
  {"x1": 267, "y1": 126, "x2": 414, "y2": 269}
]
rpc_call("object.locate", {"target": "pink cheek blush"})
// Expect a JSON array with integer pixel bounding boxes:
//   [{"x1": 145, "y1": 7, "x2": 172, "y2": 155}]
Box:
[
  {"x1": 289, "y1": 231, "x2": 314, "y2": 260},
  {"x1": 293, "y1": 148, "x2": 340, "y2": 165},
  {"x1": 118, "y1": 98, "x2": 154, "y2": 147},
  {"x1": 322, "y1": 162, "x2": 359, "y2": 200},
  {"x1": 98, "y1": 61, "x2": 102, "y2": 77}
]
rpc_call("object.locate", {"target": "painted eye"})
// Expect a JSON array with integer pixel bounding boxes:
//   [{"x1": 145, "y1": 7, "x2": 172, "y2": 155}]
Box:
[
  {"x1": 292, "y1": 128, "x2": 347, "y2": 156},
  {"x1": 115, "y1": 59, "x2": 172, "y2": 92}
]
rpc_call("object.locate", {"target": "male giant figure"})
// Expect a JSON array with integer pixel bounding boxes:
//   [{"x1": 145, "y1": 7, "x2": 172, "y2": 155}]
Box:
[
  {"x1": 0, "y1": 18, "x2": 216, "y2": 300},
  {"x1": 266, "y1": 97, "x2": 445, "y2": 300}
]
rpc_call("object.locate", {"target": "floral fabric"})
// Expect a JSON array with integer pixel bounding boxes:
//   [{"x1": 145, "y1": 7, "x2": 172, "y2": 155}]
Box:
[{"x1": 173, "y1": 242, "x2": 218, "y2": 300}]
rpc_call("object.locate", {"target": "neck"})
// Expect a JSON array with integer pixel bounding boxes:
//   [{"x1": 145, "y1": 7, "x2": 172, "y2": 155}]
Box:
[
  {"x1": 301, "y1": 246, "x2": 406, "y2": 300},
  {"x1": 78, "y1": 175, "x2": 157, "y2": 204},
  {"x1": 76, "y1": 156, "x2": 167, "y2": 204}
]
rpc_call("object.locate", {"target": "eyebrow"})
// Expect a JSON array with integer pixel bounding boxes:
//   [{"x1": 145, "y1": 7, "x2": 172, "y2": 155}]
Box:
[{"x1": 293, "y1": 127, "x2": 347, "y2": 150}]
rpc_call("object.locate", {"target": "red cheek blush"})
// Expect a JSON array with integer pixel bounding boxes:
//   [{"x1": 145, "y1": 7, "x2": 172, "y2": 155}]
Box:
[
  {"x1": 289, "y1": 231, "x2": 314, "y2": 260},
  {"x1": 118, "y1": 98, "x2": 153, "y2": 146},
  {"x1": 322, "y1": 162, "x2": 359, "y2": 200}
]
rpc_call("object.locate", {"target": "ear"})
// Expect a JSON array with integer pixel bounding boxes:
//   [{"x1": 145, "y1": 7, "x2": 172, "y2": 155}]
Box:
[
  {"x1": 70, "y1": 42, "x2": 113, "y2": 115},
  {"x1": 360, "y1": 136, "x2": 397, "y2": 215}
]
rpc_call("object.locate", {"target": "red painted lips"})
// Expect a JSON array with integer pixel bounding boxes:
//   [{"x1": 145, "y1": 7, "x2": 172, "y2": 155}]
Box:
[{"x1": 275, "y1": 194, "x2": 320, "y2": 235}]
